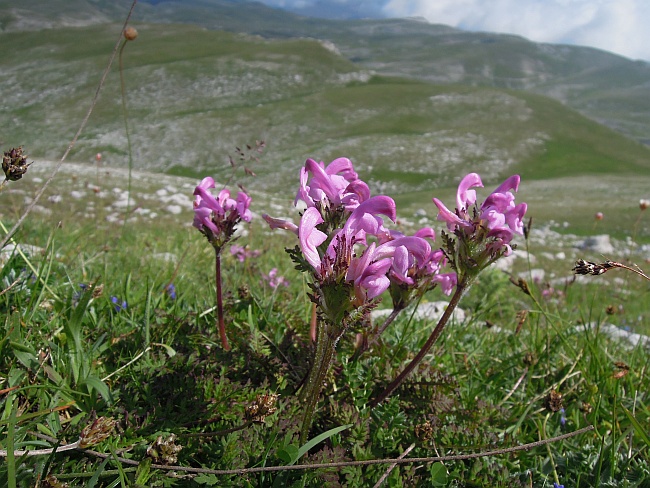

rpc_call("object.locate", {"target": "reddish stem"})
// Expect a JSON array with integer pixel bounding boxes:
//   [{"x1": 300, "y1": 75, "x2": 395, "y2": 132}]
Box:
[
  {"x1": 215, "y1": 249, "x2": 230, "y2": 351},
  {"x1": 310, "y1": 303, "x2": 318, "y2": 343},
  {"x1": 369, "y1": 281, "x2": 466, "y2": 408}
]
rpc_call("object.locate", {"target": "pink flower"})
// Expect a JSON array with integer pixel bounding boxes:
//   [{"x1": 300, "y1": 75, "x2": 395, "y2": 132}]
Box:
[
  {"x1": 383, "y1": 232, "x2": 457, "y2": 299},
  {"x1": 261, "y1": 268, "x2": 290, "y2": 289},
  {"x1": 346, "y1": 242, "x2": 394, "y2": 302},
  {"x1": 431, "y1": 272, "x2": 457, "y2": 295},
  {"x1": 433, "y1": 173, "x2": 527, "y2": 247},
  {"x1": 480, "y1": 175, "x2": 527, "y2": 240},
  {"x1": 379, "y1": 236, "x2": 432, "y2": 283},
  {"x1": 193, "y1": 176, "x2": 253, "y2": 250},
  {"x1": 298, "y1": 207, "x2": 328, "y2": 272},
  {"x1": 230, "y1": 245, "x2": 261, "y2": 262},
  {"x1": 296, "y1": 195, "x2": 399, "y2": 303},
  {"x1": 432, "y1": 173, "x2": 483, "y2": 231},
  {"x1": 295, "y1": 157, "x2": 370, "y2": 211},
  {"x1": 299, "y1": 196, "x2": 397, "y2": 276},
  {"x1": 262, "y1": 214, "x2": 299, "y2": 235},
  {"x1": 236, "y1": 191, "x2": 252, "y2": 223},
  {"x1": 339, "y1": 196, "x2": 397, "y2": 244}
]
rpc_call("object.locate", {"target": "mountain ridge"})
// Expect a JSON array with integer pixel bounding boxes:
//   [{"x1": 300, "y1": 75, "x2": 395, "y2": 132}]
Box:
[
  {"x1": 1, "y1": 0, "x2": 650, "y2": 202},
  {"x1": 2, "y1": 0, "x2": 646, "y2": 144}
]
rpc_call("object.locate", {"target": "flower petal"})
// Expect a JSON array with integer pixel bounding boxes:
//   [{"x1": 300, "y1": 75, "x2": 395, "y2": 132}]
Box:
[
  {"x1": 491, "y1": 174, "x2": 520, "y2": 195},
  {"x1": 456, "y1": 173, "x2": 483, "y2": 211},
  {"x1": 432, "y1": 273, "x2": 457, "y2": 295},
  {"x1": 299, "y1": 207, "x2": 327, "y2": 272},
  {"x1": 262, "y1": 214, "x2": 299, "y2": 235},
  {"x1": 433, "y1": 197, "x2": 465, "y2": 231}
]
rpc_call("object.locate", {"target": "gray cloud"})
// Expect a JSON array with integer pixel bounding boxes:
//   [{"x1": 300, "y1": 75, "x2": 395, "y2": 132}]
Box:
[
  {"x1": 382, "y1": 0, "x2": 650, "y2": 61},
  {"x1": 255, "y1": 0, "x2": 650, "y2": 61}
]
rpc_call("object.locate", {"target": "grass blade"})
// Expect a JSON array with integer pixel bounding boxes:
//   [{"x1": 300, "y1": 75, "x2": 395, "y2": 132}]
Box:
[
  {"x1": 292, "y1": 423, "x2": 353, "y2": 464},
  {"x1": 622, "y1": 406, "x2": 650, "y2": 447}
]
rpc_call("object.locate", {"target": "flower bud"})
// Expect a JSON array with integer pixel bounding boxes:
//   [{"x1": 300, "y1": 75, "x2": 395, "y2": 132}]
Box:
[
  {"x1": 594, "y1": 212, "x2": 604, "y2": 221},
  {"x1": 124, "y1": 26, "x2": 138, "y2": 41},
  {"x1": 640, "y1": 199, "x2": 649, "y2": 211}
]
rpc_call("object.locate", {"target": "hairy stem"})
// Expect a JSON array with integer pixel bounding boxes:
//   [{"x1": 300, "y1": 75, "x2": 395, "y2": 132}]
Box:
[
  {"x1": 299, "y1": 319, "x2": 338, "y2": 443},
  {"x1": 215, "y1": 249, "x2": 230, "y2": 350}
]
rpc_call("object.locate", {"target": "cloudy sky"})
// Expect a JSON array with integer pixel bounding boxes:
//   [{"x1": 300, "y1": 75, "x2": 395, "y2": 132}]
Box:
[{"x1": 257, "y1": 0, "x2": 650, "y2": 61}]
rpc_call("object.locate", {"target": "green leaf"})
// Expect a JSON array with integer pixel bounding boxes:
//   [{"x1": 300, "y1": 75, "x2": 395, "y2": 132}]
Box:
[
  {"x1": 157, "y1": 342, "x2": 177, "y2": 357},
  {"x1": 135, "y1": 458, "x2": 152, "y2": 485},
  {"x1": 86, "y1": 457, "x2": 110, "y2": 488},
  {"x1": 276, "y1": 444, "x2": 300, "y2": 464},
  {"x1": 429, "y1": 462, "x2": 448, "y2": 486},
  {"x1": 10, "y1": 341, "x2": 39, "y2": 370},
  {"x1": 194, "y1": 474, "x2": 219, "y2": 485},
  {"x1": 79, "y1": 375, "x2": 112, "y2": 403}
]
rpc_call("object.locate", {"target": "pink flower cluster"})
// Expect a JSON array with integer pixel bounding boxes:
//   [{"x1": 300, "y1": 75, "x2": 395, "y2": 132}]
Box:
[
  {"x1": 193, "y1": 177, "x2": 252, "y2": 250},
  {"x1": 264, "y1": 158, "x2": 456, "y2": 308},
  {"x1": 261, "y1": 268, "x2": 290, "y2": 289},
  {"x1": 295, "y1": 157, "x2": 370, "y2": 211},
  {"x1": 433, "y1": 173, "x2": 527, "y2": 255},
  {"x1": 230, "y1": 244, "x2": 261, "y2": 263}
]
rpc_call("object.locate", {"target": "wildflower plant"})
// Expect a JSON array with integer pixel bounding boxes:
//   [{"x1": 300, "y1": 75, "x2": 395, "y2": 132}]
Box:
[
  {"x1": 371, "y1": 172, "x2": 527, "y2": 405},
  {"x1": 264, "y1": 158, "x2": 471, "y2": 440},
  {"x1": 193, "y1": 176, "x2": 252, "y2": 350}
]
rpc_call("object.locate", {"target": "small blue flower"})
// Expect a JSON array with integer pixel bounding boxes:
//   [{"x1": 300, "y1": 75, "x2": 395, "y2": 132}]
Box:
[
  {"x1": 72, "y1": 284, "x2": 88, "y2": 307},
  {"x1": 111, "y1": 296, "x2": 127, "y2": 312},
  {"x1": 560, "y1": 408, "x2": 566, "y2": 426},
  {"x1": 554, "y1": 483, "x2": 565, "y2": 488},
  {"x1": 165, "y1": 283, "x2": 176, "y2": 300}
]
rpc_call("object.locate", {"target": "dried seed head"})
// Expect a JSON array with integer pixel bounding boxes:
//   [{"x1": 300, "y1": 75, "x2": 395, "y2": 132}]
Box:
[
  {"x1": 79, "y1": 416, "x2": 116, "y2": 448},
  {"x1": 146, "y1": 434, "x2": 182, "y2": 465},
  {"x1": 515, "y1": 310, "x2": 528, "y2": 335},
  {"x1": 124, "y1": 26, "x2": 138, "y2": 41},
  {"x1": 92, "y1": 283, "x2": 104, "y2": 299},
  {"x1": 579, "y1": 401, "x2": 593, "y2": 414},
  {"x1": 245, "y1": 393, "x2": 279, "y2": 423},
  {"x1": 2, "y1": 146, "x2": 32, "y2": 181},
  {"x1": 612, "y1": 361, "x2": 630, "y2": 379},
  {"x1": 415, "y1": 420, "x2": 434, "y2": 442},
  {"x1": 238, "y1": 285, "x2": 251, "y2": 300},
  {"x1": 509, "y1": 277, "x2": 531, "y2": 296},
  {"x1": 522, "y1": 352, "x2": 537, "y2": 366},
  {"x1": 572, "y1": 259, "x2": 615, "y2": 276},
  {"x1": 545, "y1": 390, "x2": 563, "y2": 413},
  {"x1": 42, "y1": 475, "x2": 69, "y2": 488},
  {"x1": 640, "y1": 199, "x2": 650, "y2": 211}
]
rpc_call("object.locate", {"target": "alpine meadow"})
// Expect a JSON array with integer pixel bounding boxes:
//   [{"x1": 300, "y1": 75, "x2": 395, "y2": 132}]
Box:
[{"x1": 0, "y1": 1, "x2": 649, "y2": 487}]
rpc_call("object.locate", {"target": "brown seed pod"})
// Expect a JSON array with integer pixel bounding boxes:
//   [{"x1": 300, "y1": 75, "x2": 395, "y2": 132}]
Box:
[{"x1": 124, "y1": 26, "x2": 138, "y2": 41}]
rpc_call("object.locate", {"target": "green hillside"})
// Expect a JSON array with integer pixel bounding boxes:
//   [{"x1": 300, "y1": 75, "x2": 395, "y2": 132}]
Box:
[
  {"x1": 4, "y1": 0, "x2": 650, "y2": 144},
  {"x1": 2, "y1": 21, "x2": 650, "y2": 200}
]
